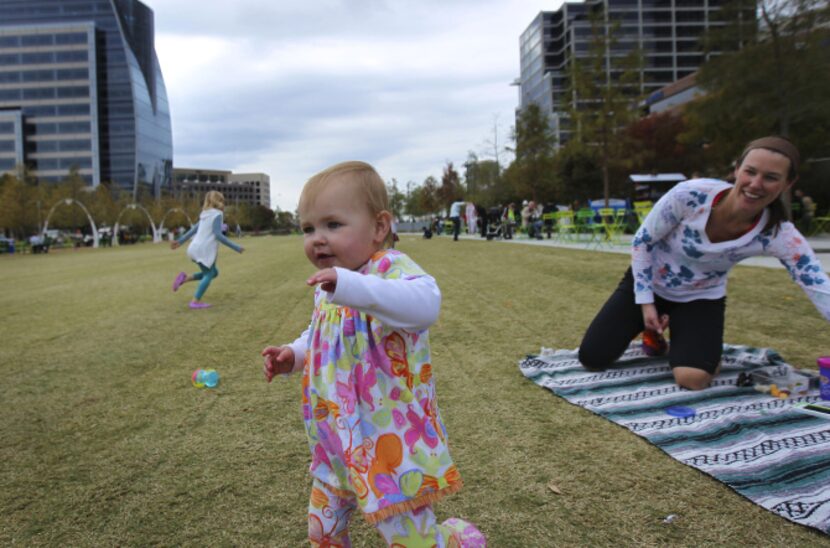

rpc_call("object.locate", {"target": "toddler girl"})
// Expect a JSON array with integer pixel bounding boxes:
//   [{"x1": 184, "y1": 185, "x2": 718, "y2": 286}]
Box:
[
  {"x1": 262, "y1": 161, "x2": 484, "y2": 547},
  {"x1": 171, "y1": 190, "x2": 244, "y2": 309}
]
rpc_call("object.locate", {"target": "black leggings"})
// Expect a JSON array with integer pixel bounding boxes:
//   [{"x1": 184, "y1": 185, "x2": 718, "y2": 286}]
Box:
[{"x1": 578, "y1": 268, "x2": 726, "y2": 374}]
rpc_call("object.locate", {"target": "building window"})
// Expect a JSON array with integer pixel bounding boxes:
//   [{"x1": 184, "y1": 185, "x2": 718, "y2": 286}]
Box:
[
  {"x1": 21, "y1": 34, "x2": 54, "y2": 46},
  {"x1": 54, "y1": 33, "x2": 88, "y2": 45}
]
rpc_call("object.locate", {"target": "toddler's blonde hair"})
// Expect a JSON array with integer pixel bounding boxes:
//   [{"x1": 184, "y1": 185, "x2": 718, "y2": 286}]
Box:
[
  {"x1": 203, "y1": 190, "x2": 225, "y2": 211},
  {"x1": 299, "y1": 161, "x2": 393, "y2": 247}
]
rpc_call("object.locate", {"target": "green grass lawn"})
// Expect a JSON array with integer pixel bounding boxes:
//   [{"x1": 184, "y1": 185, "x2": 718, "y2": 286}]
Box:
[{"x1": 1, "y1": 235, "x2": 827, "y2": 546}]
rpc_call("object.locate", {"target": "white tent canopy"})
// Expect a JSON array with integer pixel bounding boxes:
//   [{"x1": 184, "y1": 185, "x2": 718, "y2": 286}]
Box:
[{"x1": 629, "y1": 173, "x2": 687, "y2": 183}]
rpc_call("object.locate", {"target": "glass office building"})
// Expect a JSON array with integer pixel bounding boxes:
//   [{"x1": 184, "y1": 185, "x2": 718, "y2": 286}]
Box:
[
  {"x1": 0, "y1": 0, "x2": 173, "y2": 197},
  {"x1": 516, "y1": 0, "x2": 754, "y2": 145}
]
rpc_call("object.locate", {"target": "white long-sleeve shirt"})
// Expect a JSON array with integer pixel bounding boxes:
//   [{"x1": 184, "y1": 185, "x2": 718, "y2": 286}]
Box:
[
  {"x1": 631, "y1": 179, "x2": 830, "y2": 321},
  {"x1": 177, "y1": 208, "x2": 242, "y2": 267},
  {"x1": 288, "y1": 258, "x2": 442, "y2": 369}
]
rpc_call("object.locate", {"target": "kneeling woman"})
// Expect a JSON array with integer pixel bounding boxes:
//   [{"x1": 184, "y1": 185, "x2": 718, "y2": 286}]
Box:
[{"x1": 578, "y1": 136, "x2": 830, "y2": 390}]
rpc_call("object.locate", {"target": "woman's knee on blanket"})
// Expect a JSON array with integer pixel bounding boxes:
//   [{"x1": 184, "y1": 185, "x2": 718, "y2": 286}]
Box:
[
  {"x1": 578, "y1": 346, "x2": 614, "y2": 371},
  {"x1": 673, "y1": 367, "x2": 713, "y2": 391}
]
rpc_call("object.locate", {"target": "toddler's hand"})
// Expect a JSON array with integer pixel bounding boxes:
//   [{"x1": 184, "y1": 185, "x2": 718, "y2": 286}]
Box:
[
  {"x1": 307, "y1": 268, "x2": 338, "y2": 293},
  {"x1": 170, "y1": 241, "x2": 180, "y2": 250},
  {"x1": 261, "y1": 345, "x2": 296, "y2": 382}
]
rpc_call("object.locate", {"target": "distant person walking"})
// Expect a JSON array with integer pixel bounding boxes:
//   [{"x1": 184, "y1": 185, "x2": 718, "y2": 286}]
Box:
[
  {"x1": 465, "y1": 201, "x2": 477, "y2": 234},
  {"x1": 449, "y1": 199, "x2": 465, "y2": 241},
  {"x1": 171, "y1": 190, "x2": 244, "y2": 309}
]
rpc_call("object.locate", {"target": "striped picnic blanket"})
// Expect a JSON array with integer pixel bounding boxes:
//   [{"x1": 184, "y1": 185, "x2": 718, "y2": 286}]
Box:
[{"x1": 519, "y1": 343, "x2": 830, "y2": 535}]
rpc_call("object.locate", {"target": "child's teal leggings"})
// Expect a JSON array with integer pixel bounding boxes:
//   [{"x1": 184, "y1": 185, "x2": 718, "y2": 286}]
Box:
[{"x1": 192, "y1": 262, "x2": 218, "y2": 300}]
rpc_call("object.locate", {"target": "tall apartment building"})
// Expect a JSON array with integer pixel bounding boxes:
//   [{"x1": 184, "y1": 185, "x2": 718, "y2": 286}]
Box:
[
  {"x1": 173, "y1": 168, "x2": 271, "y2": 208},
  {"x1": 0, "y1": 0, "x2": 173, "y2": 197},
  {"x1": 517, "y1": 0, "x2": 751, "y2": 144}
]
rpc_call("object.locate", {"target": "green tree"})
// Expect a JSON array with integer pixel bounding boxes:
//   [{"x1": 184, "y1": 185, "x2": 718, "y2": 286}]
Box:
[
  {"x1": 563, "y1": 9, "x2": 643, "y2": 205},
  {"x1": 625, "y1": 112, "x2": 705, "y2": 177},
  {"x1": 553, "y1": 142, "x2": 602, "y2": 205},
  {"x1": 274, "y1": 209, "x2": 296, "y2": 233},
  {"x1": 249, "y1": 205, "x2": 275, "y2": 232},
  {"x1": 438, "y1": 162, "x2": 463, "y2": 211},
  {"x1": 419, "y1": 176, "x2": 441, "y2": 216},
  {"x1": 88, "y1": 181, "x2": 119, "y2": 229},
  {"x1": 386, "y1": 178, "x2": 406, "y2": 220},
  {"x1": 506, "y1": 103, "x2": 557, "y2": 202},
  {"x1": 463, "y1": 152, "x2": 503, "y2": 206},
  {"x1": 682, "y1": 0, "x2": 830, "y2": 174},
  {"x1": 404, "y1": 186, "x2": 426, "y2": 218},
  {"x1": 48, "y1": 169, "x2": 92, "y2": 231},
  {"x1": 0, "y1": 173, "x2": 39, "y2": 239}
]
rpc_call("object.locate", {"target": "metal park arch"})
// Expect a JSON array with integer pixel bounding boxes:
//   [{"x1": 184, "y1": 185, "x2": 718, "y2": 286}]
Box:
[
  {"x1": 158, "y1": 208, "x2": 193, "y2": 240},
  {"x1": 42, "y1": 198, "x2": 100, "y2": 248},
  {"x1": 113, "y1": 203, "x2": 159, "y2": 245}
]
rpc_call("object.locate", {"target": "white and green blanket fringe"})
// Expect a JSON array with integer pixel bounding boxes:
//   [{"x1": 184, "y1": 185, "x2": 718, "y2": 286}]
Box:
[{"x1": 519, "y1": 343, "x2": 830, "y2": 535}]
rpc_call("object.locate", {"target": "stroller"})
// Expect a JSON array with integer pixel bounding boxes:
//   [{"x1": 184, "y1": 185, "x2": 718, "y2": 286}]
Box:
[{"x1": 485, "y1": 206, "x2": 505, "y2": 240}]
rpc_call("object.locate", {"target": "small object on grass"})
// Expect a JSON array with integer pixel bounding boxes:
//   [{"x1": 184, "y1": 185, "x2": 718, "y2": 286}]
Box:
[
  {"x1": 191, "y1": 369, "x2": 205, "y2": 388},
  {"x1": 547, "y1": 482, "x2": 562, "y2": 495},
  {"x1": 203, "y1": 369, "x2": 219, "y2": 388},
  {"x1": 662, "y1": 514, "x2": 678, "y2": 524},
  {"x1": 665, "y1": 406, "x2": 695, "y2": 418},
  {"x1": 191, "y1": 368, "x2": 220, "y2": 388}
]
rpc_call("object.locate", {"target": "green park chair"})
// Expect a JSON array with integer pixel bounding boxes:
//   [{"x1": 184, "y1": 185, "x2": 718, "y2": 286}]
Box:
[
  {"x1": 597, "y1": 207, "x2": 626, "y2": 247},
  {"x1": 633, "y1": 200, "x2": 653, "y2": 226},
  {"x1": 576, "y1": 208, "x2": 604, "y2": 247},
  {"x1": 554, "y1": 210, "x2": 576, "y2": 242},
  {"x1": 810, "y1": 210, "x2": 830, "y2": 236}
]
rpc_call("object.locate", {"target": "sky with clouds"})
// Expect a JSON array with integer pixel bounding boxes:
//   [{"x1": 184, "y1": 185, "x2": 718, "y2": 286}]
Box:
[{"x1": 150, "y1": 0, "x2": 563, "y2": 211}]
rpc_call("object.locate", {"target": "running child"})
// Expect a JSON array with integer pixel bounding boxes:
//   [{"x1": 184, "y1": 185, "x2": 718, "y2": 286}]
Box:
[
  {"x1": 261, "y1": 161, "x2": 484, "y2": 547},
  {"x1": 171, "y1": 190, "x2": 244, "y2": 309}
]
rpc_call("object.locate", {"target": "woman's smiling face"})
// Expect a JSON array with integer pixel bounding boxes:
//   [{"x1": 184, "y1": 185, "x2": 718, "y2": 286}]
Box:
[{"x1": 731, "y1": 148, "x2": 794, "y2": 215}]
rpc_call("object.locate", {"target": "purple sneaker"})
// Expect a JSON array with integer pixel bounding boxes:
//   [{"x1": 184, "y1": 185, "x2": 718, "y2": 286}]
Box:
[
  {"x1": 442, "y1": 518, "x2": 486, "y2": 547},
  {"x1": 172, "y1": 272, "x2": 187, "y2": 292},
  {"x1": 189, "y1": 301, "x2": 212, "y2": 309}
]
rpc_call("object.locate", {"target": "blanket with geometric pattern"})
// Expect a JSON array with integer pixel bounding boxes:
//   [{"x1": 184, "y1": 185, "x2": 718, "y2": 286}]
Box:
[{"x1": 519, "y1": 343, "x2": 830, "y2": 535}]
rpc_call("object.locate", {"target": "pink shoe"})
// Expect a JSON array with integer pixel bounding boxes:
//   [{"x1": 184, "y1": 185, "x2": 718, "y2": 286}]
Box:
[
  {"x1": 189, "y1": 301, "x2": 212, "y2": 309},
  {"x1": 442, "y1": 518, "x2": 486, "y2": 547},
  {"x1": 172, "y1": 272, "x2": 187, "y2": 292}
]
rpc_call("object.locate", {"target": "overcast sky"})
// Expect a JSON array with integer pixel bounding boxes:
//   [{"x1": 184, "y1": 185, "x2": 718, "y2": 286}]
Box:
[{"x1": 150, "y1": 0, "x2": 563, "y2": 211}]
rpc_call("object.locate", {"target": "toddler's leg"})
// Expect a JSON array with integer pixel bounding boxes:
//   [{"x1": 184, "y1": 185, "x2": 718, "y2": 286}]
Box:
[
  {"x1": 375, "y1": 505, "x2": 485, "y2": 547},
  {"x1": 308, "y1": 479, "x2": 356, "y2": 547}
]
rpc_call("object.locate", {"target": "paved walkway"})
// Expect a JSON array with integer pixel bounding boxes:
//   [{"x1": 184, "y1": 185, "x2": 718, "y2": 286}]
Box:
[{"x1": 425, "y1": 231, "x2": 830, "y2": 271}]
